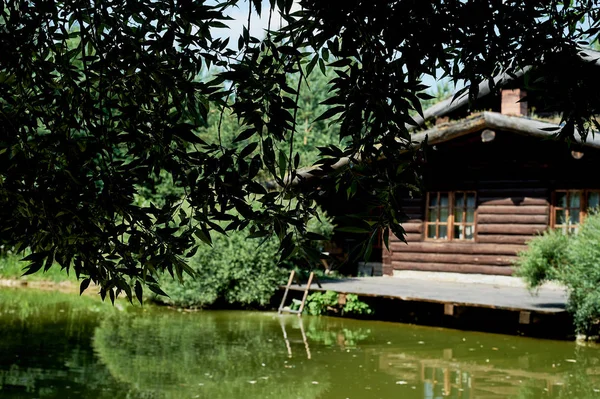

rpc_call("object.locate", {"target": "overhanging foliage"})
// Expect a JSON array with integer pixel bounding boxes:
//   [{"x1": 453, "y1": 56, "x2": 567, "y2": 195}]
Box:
[{"x1": 1, "y1": 0, "x2": 600, "y2": 301}]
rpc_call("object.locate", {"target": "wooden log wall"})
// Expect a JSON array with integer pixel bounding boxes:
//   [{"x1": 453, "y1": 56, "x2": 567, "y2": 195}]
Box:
[
  {"x1": 373, "y1": 127, "x2": 600, "y2": 277},
  {"x1": 386, "y1": 186, "x2": 549, "y2": 276}
]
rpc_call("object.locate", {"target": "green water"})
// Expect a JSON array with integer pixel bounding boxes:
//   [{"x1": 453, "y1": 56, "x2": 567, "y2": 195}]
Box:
[{"x1": 0, "y1": 288, "x2": 599, "y2": 399}]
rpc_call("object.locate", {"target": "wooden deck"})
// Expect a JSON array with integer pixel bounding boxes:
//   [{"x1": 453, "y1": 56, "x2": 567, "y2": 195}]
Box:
[{"x1": 286, "y1": 276, "x2": 567, "y2": 314}]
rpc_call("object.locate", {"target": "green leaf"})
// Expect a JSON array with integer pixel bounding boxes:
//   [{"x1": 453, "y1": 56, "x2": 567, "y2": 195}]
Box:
[
  {"x1": 240, "y1": 142, "x2": 258, "y2": 158},
  {"x1": 135, "y1": 280, "x2": 143, "y2": 305},
  {"x1": 116, "y1": 279, "x2": 133, "y2": 303},
  {"x1": 171, "y1": 124, "x2": 206, "y2": 144},
  {"x1": 195, "y1": 227, "x2": 213, "y2": 246},
  {"x1": 314, "y1": 106, "x2": 344, "y2": 122},
  {"x1": 278, "y1": 149, "x2": 288, "y2": 179},
  {"x1": 234, "y1": 128, "x2": 257, "y2": 143},
  {"x1": 306, "y1": 55, "x2": 319, "y2": 76},
  {"x1": 148, "y1": 283, "x2": 169, "y2": 297},
  {"x1": 21, "y1": 252, "x2": 48, "y2": 262},
  {"x1": 318, "y1": 58, "x2": 326, "y2": 75},
  {"x1": 328, "y1": 58, "x2": 352, "y2": 68},
  {"x1": 279, "y1": 232, "x2": 295, "y2": 262},
  {"x1": 248, "y1": 155, "x2": 262, "y2": 179},
  {"x1": 80, "y1": 278, "x2": 91, "y2": 295},
  {"x1": 22, "y1": 262, "x2": 44, "y2": 276}
]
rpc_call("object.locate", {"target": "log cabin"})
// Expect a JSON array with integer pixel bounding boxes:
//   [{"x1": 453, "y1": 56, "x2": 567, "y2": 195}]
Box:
[
  {"x1": 310, "y1": 47, "x2": 600, "y2": 277},
  {"x1": 381, "y1": 110, "x2": 600, "y2": 276}
]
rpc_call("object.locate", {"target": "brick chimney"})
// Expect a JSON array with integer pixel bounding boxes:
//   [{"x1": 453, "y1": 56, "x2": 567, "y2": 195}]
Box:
[{"x1": 501, "y1": 88, "x2": 527, "y2": 116}]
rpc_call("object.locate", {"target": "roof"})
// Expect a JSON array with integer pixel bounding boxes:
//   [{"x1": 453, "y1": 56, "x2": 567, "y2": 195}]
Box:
[
  {"x1": 274, "y1": 111, "x2": 600, "y2": 188},
  {"x1": 412, "y1": 111, "x2": 600, "y2": 149},
  {"x1": 270, "y1": 47, "x2": 600, "y2": 188},
  {"x1": 414, "y1": 47, "x2": 600, "y2": 127}
]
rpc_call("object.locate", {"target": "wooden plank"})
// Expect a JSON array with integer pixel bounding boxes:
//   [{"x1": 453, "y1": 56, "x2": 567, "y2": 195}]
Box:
[
  {"x1": 519, "y1": 311, "x2": 531, "y2": 325},
  {"x1": 477, "y1": 235, "x2": 534, "y2": 245},
  {"x1": 477, "y1": 224, "x2": 546, "y2": 235},
  {"x1": 278, "y1": 270, "x2": 296, "y2": 314},
  {"x1": 477, "y1": 205, "x2": 548, "y2": 215},
  {"x1": 400, "y1": 219, "x2": 424, "y2": 225},
  {"x1": 479, "y1": 197, "x2": 549, "y2": 206},
  {"x1": 478, "y1": 214, "x2": 549, "y2": 225},
  {"x1": 297, "y1": 272, "x2": 314, "y2": 314},
  {"x1": 444, "y1": 304, "x2": 455, "y2": 316},
  {"x1": 391, "y1": 233, "x2": 423, "y2": 242},
  {"x1": 398, "y1": 218, "x2": 423, "y2": 224},
  {"x1": 399, "y1": 222, "x2": 423, "y2": 234},
  {"x1": 390, "y1": 242, "x2": 526, "y2": 255},
  {"x1": 392, "y1": 261, "x2": 513, "y2": 275},
  {"x1": 392, "y1": 252, "x2": 516, "y2": 266}
]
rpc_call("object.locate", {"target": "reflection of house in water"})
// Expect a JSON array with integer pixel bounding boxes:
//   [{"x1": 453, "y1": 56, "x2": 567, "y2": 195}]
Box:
[
  {"x1": 422, "y1": 367, "x2": 471, "y2": 399},
  {"x1": 278, "y1": 317, "x2": 600, "y2": 398},
  {"x1": 376, "y1": 350, "x2": 593, "y2": 399}
]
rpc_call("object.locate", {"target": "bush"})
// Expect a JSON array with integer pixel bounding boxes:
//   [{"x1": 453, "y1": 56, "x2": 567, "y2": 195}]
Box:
[
  {"x1": 514, "y1": 228, "x2": 569, "y2": 288},
  {"x1": 156, "y1": 230, "x2": 286, "y2": 308},
  {"x1": 305, "y1": 291, "x2": 372, "y2": 316},
  {"x1": 155, "y1": 204, "x2": 335, "y2": 309},
  {"x1": 562, "y1": 212, "x2": 600, "y2": 336},
  {"x1": 515, "y1": 212, "x2": 600, "y2": 337}
]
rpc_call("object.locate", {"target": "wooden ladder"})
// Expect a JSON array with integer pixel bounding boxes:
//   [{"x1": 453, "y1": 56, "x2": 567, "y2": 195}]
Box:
[{"x1": 278, "y1": 270, "x2": 314, "y2": 315}]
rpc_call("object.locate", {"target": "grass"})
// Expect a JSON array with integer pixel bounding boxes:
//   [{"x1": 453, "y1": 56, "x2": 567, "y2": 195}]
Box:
[{"x1": 0, "y1": 252, "x2": 76, "y2": 283}]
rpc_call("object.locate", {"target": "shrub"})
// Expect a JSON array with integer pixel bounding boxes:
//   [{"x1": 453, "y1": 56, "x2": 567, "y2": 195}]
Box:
[
  {"x1": 305, "y1": 291, "x2": 339, "y2": 316},
  {"x1": 343, "y1": 294, "x2": 373, "y2": 315},
  {"x1": 305, "y1": 291, "x2": 372, "y2": 316},
  {"x1": 155, "y1": 204, "x2": 335, "y2": 309},
  {"x1": 156, "y1": 230, "x2": 286, "y2": 308},
  {"x1": 562, "y1": 211, "x2": 600, "y2": 336},
  {"x1": 515, "y1": 211, "x2": 600, "y2": 337},
  {"x1": 514, "y1": 228, "x2": 569, "y2": 288}
]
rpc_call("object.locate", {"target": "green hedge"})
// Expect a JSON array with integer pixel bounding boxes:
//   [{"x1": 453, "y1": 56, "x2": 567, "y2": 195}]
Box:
[{"x1": 515, "y1": 211, "x2": 600, "y2": 337}]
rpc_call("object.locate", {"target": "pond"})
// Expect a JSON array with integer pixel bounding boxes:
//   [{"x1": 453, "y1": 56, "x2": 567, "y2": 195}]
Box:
[{"x1": 0, "y1": 288, "x2": 599, "y2": 399}]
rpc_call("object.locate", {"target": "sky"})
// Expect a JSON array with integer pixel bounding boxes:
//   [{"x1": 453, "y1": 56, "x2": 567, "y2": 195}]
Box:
[{"x1": 214, "y1": 0, "x2": 453, "y2": 96}]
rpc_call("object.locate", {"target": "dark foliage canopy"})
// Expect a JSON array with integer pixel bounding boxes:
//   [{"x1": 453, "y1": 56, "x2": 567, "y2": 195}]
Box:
[{"x1": 1, "y1": 0, "x2": 599, "y2": 301}]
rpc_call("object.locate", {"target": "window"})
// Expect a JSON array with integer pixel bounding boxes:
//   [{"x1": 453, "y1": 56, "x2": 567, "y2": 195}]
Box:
[
  {"x1": 553, "y1": 190, "x2": 600, "y2": 233},
  {"x1": 426, "y1": 191, "x2": 476, "y2": 240},
  {"x1": 453, "y1": 192, "x2": 476, "y2": 240}
]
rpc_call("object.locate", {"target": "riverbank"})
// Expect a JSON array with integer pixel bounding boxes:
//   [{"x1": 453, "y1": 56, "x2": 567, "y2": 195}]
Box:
[
  {"x1": 0, "y1": 266, "x2": 576, "y2": 340},
  {"x1": 0, "y1": 277, "x2": 103, "y2": 297}
]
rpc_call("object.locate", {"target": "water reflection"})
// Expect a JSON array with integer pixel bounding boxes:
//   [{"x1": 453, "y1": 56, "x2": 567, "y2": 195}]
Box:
[
  {"x1": 0, "y1": 288, "x2": 600, "y2": 398},
  {"x1": 279, "y1": 315, "x2": 311, "y2": 359},
  {"x1": 92, "y1": 311, "x2": 330, "y2": 399}
]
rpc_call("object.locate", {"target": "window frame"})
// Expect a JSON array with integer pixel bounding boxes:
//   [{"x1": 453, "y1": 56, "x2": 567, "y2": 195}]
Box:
[
  {"x1": 551, "y1": 189, "x2": 600, "y2": 232},
  {"x1": 425, "y1": 191, "x2": 477, "y2": 241}
]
